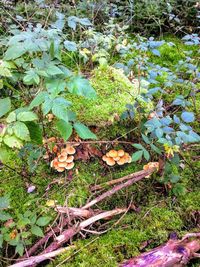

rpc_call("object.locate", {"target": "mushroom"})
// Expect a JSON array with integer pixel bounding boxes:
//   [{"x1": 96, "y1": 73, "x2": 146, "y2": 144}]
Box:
[
  {"x1": 58, "y1": 155, "x2": 68, "y2": 162},
  {"x1": 102, "y1": 155, "x2": 108, "y2": 161},
  {"x1": 113, "y1": 156, "x2": 120, "y2": 161},
  {"x1": 117, "y1": 149, "x2": 125, "y2": 157},
  {"x1": 116, "y1": 157, "x2": 126, "y2": 165},
  {"x1": 57, "y1": 161, "x2": 68, "y2": 168},
  {"x1": 51, "y1": 158, "x2": 59, "y2": 168},
  {"x1": 65, "y1": 162, "x2": 75, "y2": 169},
  {"x1": 56, "y1": 167, "x2": 65, "y2": 172},
  {"x1": 66, "y1": 155, "x2": 74, "y2": 163},
  {"x1": 108, "y1": 150, "x2": 118, "y2": 158},
  {"x1": 106, "y1": 157, "x2": 115, "y2": 166},
  {"x1": 65, "y1": 145, "x2": 76, "y2": 155}
]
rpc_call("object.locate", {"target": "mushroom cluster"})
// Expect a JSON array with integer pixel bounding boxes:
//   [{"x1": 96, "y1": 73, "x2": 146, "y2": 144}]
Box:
[
  {"x1": 143, "y1": 162, "x2": 159, "y2": 177},
  {"x1": 51, "y1": 145, "x2": 76, "y2": 172},
  {"x1": 102, "y1": 149, "x2": 131, "y2": 166}
]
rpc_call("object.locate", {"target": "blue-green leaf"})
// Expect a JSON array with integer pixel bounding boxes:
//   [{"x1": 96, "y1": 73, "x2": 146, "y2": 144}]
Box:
[
  {"x1": 131, "y1": 150, "x2": 143, "y2": 161},
  {"x1": 181, "y1": 111, "x2": 195, "y2": 123},
  {"x1": 56, "y1": 120, "x2": 72, "y2": 140},
  {"x1": 0, "y1": 98, "x2": 11, "y2": 118}
]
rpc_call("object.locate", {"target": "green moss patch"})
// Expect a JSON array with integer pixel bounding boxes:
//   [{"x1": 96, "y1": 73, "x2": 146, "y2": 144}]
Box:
[{"x1": 66, "y1": 66, "x2": 137, "y2": 126}]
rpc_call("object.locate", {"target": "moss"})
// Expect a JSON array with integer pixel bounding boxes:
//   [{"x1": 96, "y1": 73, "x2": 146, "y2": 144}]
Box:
[
  {"x1": 65, "y1": 65, "x2": 137, "y2": 126},
  {"x1": 48, "y1": 206, "x2": 183, "y2": 267}
]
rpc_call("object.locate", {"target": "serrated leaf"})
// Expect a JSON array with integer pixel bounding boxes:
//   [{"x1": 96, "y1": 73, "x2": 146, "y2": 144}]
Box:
[
  {"x1": 4, "y1": 45, "x2": 26, "y2": 60},
  {"x1": 0, "y1": 147, "x2": 10, "y2": 163},
  {"x1": 15, "y1": 243, "x2": 24, "y2": 256},
  {"x1": 131, "y1": 150, "x2": 143, "y2": 161},
  {"x1": 25, "y1": 122, "x2": 43, "y2": 144},
  {"x1": 56, "y1": 120, "x2": 72, "y2": 140},
  {"x1": 29, "y1": 92, "x2": 48, "y2": 109},
  {"x1": 0, "y1": 211, "x2": 12, "y2": 221},
  {"x1": 46, "y1": 79, "x2": 66, "y2": 95},
  {"x1": 6, "y1": 112, "x2": 16, "y2": 123},
  {"x1": 52, "y1": 103, "x2": 68, "y2": 122},
  {"x1": 42, "y1": 98, "x2": 53, "y2": 115},
  {"x1": 23, "y1": 69, "x2": 40, "y2": 85},
  {"x1": 31, "y1": 225, "x2": 44, "y2": 237},
  {"x1": 3, "y1": 135, "x2": 23, "y2": 148},
  {"x1": 67, "y1": 76, "x2": 96, "y2": 99},
  {"x1": 17, "y1": 112, "x2": 38, "y2": 122},
  {"x1": 46, "y1": 65, "x2": 63, "y2": 76},
  {"x1": 0, "y1": 98, "x2": 11, "y2": 118},
  {"x1": 36, "y1": 216, "x2": 51, "y2": 226},
  {"x1": 155, "y1": 128, "x2": 163, "y2": 138},
  {"x1": 0, "y1": 195, "x2": 10, "y2": 209},
  {"x1": 13, "y1": 122, "x2": 30, "y2": 141},
  {"x1": 64, "y1": 40, "x2": 77, "y2": 52},
  {"x1": 74, "y1": 122, "x2": 97, "y2": 140}
]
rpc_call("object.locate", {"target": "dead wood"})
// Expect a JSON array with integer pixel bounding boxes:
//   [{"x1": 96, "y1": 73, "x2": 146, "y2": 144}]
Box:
[{"x1": 120, "y1": 232, "x2": 200, "y2": 267}]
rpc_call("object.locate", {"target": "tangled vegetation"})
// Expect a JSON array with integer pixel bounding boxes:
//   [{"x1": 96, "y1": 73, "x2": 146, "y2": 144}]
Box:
[{"x1": 0, "y1": 1, "x2": 199, "y2": 266}]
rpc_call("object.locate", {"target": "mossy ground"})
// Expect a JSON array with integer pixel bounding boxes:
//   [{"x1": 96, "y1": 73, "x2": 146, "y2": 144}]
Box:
[{"x1": 0, "y1": 36, "x2": 200, "y2": 266}]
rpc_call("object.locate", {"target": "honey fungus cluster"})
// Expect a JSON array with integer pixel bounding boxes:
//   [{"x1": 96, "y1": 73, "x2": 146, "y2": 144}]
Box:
[
  {"x1": 102, "y1": 149, "x2": 131, "y2": 166},
  {"x1": 51, "y1": 145, "x2": 76, "y2": 172}
]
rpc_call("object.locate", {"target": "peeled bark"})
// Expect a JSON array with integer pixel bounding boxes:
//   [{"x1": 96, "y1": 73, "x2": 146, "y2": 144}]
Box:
[{"x1": 120, "y1": 233, "x2": 200, "y2": 267}]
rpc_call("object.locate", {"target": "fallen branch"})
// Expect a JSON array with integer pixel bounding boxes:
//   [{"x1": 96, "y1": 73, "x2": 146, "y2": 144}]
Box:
[
  {"x1": 120, "y1": 232, "x2": 200, "y2": 267},
  {"x1": 90, "y1": 169, "x2": 153, "y2": 191},
  {"x1": 9, "y1": 247, "x2": 74, "y2": 267},
  {"x1": 20, "y1": 164, "x2": 158, "y2": 259},
  {"x1": 12, "y1": 208, "x2": 127, "y2": 267},
  {"x1": 82, "y1": 168, "x2": 156, "y2": 210}
]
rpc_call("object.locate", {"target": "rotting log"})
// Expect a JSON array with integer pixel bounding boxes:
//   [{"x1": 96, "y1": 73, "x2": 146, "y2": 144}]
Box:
[{"x1": 120, "y1": 233, "x2": 200, "y2": 267}]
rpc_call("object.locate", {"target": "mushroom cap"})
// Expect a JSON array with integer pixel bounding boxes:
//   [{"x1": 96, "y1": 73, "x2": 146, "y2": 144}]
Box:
[
  {"x1": 65, "y1": 162, "x2": 75, "y2": 170},
  {"x1": 127, "y1": 156, "x2": 132, "y2": 163},
  {"x1": 51, "y1": 158, "x2": 59, "y2": 168},
  {"x1": 60, "y1": 148, "x2": 68, "y2": 156},
  {"x1": 113, "y1": 156, "x2": 120, "y2": 161},
  {"x1": 47, "y1": 137, "x2": 56, "y2": 143},
  {"x1": 102, "y1": 155, "x2": 108, "y2": 161},
  {"x1": 65, "y1": 146, "x2": 76, "y2": 155},
  {"x1": 66, "y1": 155, "x2": 74, "y2": 163},
  {"x1": 108, "y1": 150, "x2": 118, "y2": 158},
  {"x1": 106, "y1": 152, "x2": 110, "y2": 157},
  {"x1": 57, "y1": 161, "x2": 68, "y2": 168},
  {"x1": 117, "y1": 157, "x2": 126, "y2": 165},
  {"x1": 117, "y1": 149, "x2": 125, "y2": 157},
  {"x1": 106, "y1": 157, "x2": 115, "y2": 166},
  {"x1": 58, "y1": 155, "x2": 68, "y2": 162},
  {"x1": 56, "y1": 167, "x2": 65, "y2": 172}
]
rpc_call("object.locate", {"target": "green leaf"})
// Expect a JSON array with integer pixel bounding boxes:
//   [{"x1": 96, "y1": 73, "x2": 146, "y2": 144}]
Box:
[
  {"x1": 143, "y1": 148, "x2": 150, "y2": 161},
  {"x1": 25, "y1": 122, "x2": 43, "y2": 144},
  {"x1": 46, "y1": 65, "x2": 63, "y2": 76},
  {"x1": 36, "y1": 216, "x2": 51, "y2": 226},
  {"x1": 46, "y1": 79, "x2": 66, "y2": 96},
  {"x1": 15, "y1": 243, "x2": 24, "y2": 256},
  {"x1": 0, "y1": 195, "x2": 10, "y2": 209},
  {"x1": 29, "y1": 92, "x2": 48, "y2": 109},
  {"x1": 131, "y1": 150, "x2": 143, "y2": 161},
  {"x1": 4, "y1": 45, "x2": 26, "y2": 60},
  {"x1": 0, "y1": 148, "x2": 9, "y2": 164},
  {"x1": 52, "y1": 103, "x2": 68, "y2": 122},
  {"x1": 42, "y1": 98, "x2": 53, "y2": 115},
  {"x1": 13, "y1": 122, "x2": 30, "y2": 141},
  {"x1": 0, "y1": 98, "x2": 11, "y2": 118},
  {"x1": 17, "y1": 111, "x2": 38, "y2": 122},
  {"x1": 0, "y1": 211, "x2": 12, "y2": 221},
  {"x1": 6, "y1": 112, "x2": 16, "y2": 123},
  {"x1": 3, "y1": 135, "x2": 23, "y2": 148},
  {"x1": 56, "y1": 120, "x2": 72, "y2": 140},
  {"x1": 150, "y1": 143, "x2": 162, "y2": 155},
  {"x1": 23, "y1": 69, "x2": 40, "y2": 85},
  {"x1": 31, "y1": 225, "x2": 44, "y2": 237},
  {"x1": 67, "y1": 76, "x2": 96, "y2": 99},
  {"x1": 64, "y1": 40, "x2": 77, "y2": 52},
  {"x1": 141, "y1": 134, "x2": 151, "y2": 144},
  {"x1": 74, "y1": 122, "x2": 97, "y2": 140},
  {"x1": 132, "y1": 143, "x2": 144, "y2": 150}
]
